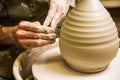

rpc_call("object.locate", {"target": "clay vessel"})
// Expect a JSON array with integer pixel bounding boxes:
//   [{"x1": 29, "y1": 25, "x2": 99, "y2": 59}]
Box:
[{"x1": 59, "y1": 0, "x2": 119, "y2": 73}]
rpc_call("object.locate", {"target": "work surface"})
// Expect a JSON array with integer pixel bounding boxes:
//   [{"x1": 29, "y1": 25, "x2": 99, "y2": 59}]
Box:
[{"x1": 32, "y1": 44, "x2": 120, "y2": 80}]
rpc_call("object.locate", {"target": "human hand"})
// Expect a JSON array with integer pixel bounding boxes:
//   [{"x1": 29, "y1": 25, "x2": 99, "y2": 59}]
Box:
[
  {"x1": 16, "y1": 21, "x2": 56, "y2": 48},
  {"x1": 43, "y1": 0, "x2": 70, "y2": 28}
]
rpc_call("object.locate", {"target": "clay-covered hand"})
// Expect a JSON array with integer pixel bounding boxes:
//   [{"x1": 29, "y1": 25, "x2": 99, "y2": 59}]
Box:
[
  {"x1": 43, "y1": 0, "x2": 70, "y2": 28},
  {"x1": 16, "y1": 21, "x2": 56, "y2": 48}
]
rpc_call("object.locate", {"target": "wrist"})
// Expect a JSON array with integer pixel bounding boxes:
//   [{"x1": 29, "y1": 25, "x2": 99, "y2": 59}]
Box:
[{"x1": 0, "y1": 26, "x2": 19, "y2": 45}]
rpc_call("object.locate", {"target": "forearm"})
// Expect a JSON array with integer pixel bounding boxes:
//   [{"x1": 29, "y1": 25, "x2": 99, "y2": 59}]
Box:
[{"x1": 0, "y1": 26, "x2": 18, "y2": 46}]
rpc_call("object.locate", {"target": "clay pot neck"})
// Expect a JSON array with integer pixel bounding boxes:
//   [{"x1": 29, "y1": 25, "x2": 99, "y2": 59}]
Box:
[{"x1": 76, "y1": 0, "x2": 104, "y2": 11}]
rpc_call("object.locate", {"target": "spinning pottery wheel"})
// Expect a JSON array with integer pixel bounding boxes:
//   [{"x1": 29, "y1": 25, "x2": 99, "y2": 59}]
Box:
[
  {"x1": 13, "y1": 38, "x2": 120, "y2": 80},
  {"x1": 32, "y1": 45, "x2": 120, "y2": 80}
]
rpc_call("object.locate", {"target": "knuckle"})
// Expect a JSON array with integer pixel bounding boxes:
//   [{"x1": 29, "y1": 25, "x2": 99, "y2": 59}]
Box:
[{"x1": 16, "y1": 30, "x2": 21, "y2": 37}]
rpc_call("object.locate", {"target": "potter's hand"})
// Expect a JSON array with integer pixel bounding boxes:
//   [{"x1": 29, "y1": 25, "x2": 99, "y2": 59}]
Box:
[
  {"x1": 43, "y1": 0, "x2": 70, "y2": 28},
  {"x1": 16, "y1": 21, "x2": 56, "y2": 48}
]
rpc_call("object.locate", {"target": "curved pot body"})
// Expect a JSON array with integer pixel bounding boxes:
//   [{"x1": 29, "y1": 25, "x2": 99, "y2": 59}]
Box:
[{"x1": 59, "y1": 0, "x2": 119, "y2": 73}]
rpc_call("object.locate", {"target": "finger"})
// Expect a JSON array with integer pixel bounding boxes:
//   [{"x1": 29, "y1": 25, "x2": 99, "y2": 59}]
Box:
[
  {"x1": 43, "y1": 1, "x2": 57, "y2": 26},
  {"x1": 19, "y1": 21, "x2": 55, "y2": 33},
  {"x1": 40, "y1": 26, "x2": 56, "y2": 33},
  {"x1": 16, "y1": 29, "x2": 56, "y2": 39},
  {"x1": 18, "y1": 21, "x2": 42, "y2": 32},
  {"x1": 51, "y1": 7, "x2": 64, "y2": 28},
  {"x1": 32, "y1": 21, "x2": 41, "y2": 25},
  {"x1": 16, "y1": 29, "x2": 39, "y2": 39},
  {"x1": 37, "y1": 33, "x2": 56, "y2": 39},
  {"x1": 19, "y1": 39, "x2": 55, "y2": 48}
]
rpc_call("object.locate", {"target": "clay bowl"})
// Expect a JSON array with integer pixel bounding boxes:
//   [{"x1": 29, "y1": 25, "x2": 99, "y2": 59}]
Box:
[{"x1": 13, "y1": 39, "x2": 59, "y2": 80}]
